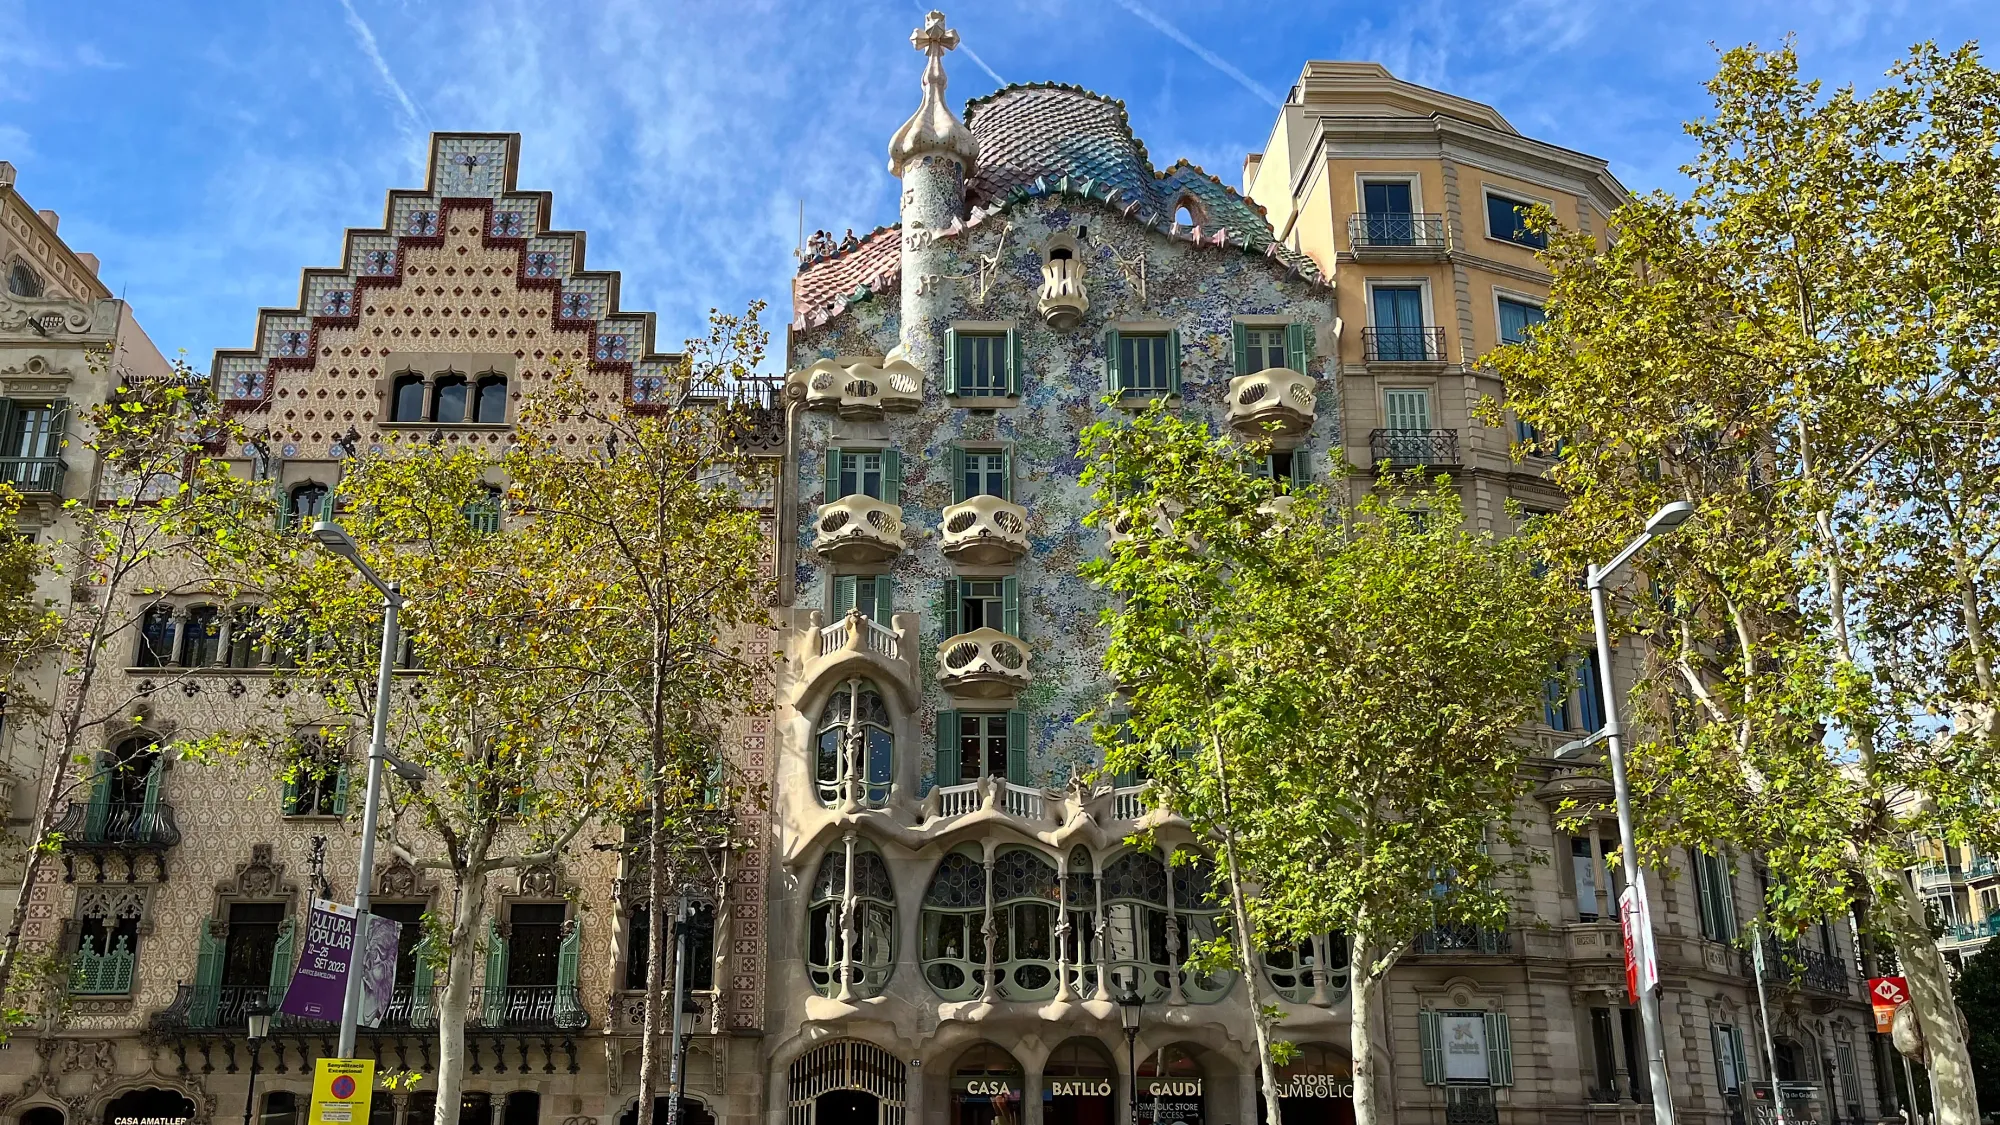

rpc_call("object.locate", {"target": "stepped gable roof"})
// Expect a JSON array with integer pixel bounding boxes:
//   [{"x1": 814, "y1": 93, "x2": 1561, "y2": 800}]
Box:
[
  {"x1": 962, "y1": 83, "x2": 1275, "y2": 245},
  {"x1": 791, "y1": 224, "x2": 901, "y2": 330}
]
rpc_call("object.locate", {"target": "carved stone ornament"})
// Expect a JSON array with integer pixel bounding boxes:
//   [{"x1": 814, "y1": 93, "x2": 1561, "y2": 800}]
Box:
[
  {"x1": 0, "y1": 292, "x2": 114, "y2": 336},
  {"x1": 375, "y1": 857, "x2": 427, "y2": 898},
  {"x1": 518, "y1": 863, "x2": 560, "y2": 897}
]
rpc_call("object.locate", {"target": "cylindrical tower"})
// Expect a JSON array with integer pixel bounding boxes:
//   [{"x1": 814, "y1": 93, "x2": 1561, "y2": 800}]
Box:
[{"x1": 887, "y1": 10, "x2": 980, "y2": 377}]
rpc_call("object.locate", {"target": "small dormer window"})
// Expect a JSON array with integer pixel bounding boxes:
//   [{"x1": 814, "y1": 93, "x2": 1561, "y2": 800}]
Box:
[{"x1": 7, "y1": 261, "x2": 43, "y2": 298}]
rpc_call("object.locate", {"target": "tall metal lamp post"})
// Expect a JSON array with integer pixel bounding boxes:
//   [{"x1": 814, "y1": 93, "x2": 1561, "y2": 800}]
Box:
[
  {"x1": 309, "y1": 518, "x2": 425, "y2": 1059},
  {"x1": 1558, "y1": 499, "x2": 1696, "y2": 1125},
  {"x1": 1117, "y1": 981, "x2": 1143, "y2": 1125},
  {"x1": 242, "y1": 1001, "x2": 273, "y2": 1125}
]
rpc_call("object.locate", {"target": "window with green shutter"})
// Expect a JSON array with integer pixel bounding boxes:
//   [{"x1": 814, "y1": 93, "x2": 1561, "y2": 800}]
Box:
[
  {"x1": 1234, "y1": 325, "x2": 1287, "y2": 374},
  {"x1": 482, "y1": 917, "x2": 511, "y2": 1025},
  {"x1": 1005, "y1": 711, "x2": 1028, "y2": 785},
  {"x1": 832, "y1": 575, "x2": 893, "y2": 622},
  {"x1": 825, "y1": 450, "x2": 901, "y2": 503},
  {"x1": 1285, "y1": 322, "x2": 1311, "y2": 374},
  {"x1": 950, "y1": 578, "x2": 1017, "y2": 636},
  {"x1": 1419, "y1": 1010, "x2": 1443, "y2": 1085},
  {"x1": 1261, "y1": 449, "x2": 1310, "y2": 494},
  {"x1": 1112, "y1": 332, "x2": 1177, "y2": 394},
  {"x1": 947, "y1": 712, "x2": 1010, "y2": 783},
  {"x1": 953, "y1": 448, "x2": 1010, "y2": 502},
  {"x1": 950, "y1": 330, "x2": 1011, "y2": 398},
  {"x1": 283, "y1": 731, "x2": 348, "y2": 816}
]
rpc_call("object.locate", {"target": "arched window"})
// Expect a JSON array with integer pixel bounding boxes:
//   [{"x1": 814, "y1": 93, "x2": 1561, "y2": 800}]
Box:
[
  {"x1": 97, "y1": 733, "x2": 161, "y2": 815},
  {"x1": 1170, "y1": 853, "x2": 1233, "y2": 1002},
  {"x1": 7, "y1": 261, "x2": 43, "y2": 298},
  {"x1": 1172, "y1": 195, "x2": 1204, "y2": 229},
  {"x1": 474, "y1": 375, "x2": 508, "y2": 424},
  {"x1": 179, "y1": 605, "x2": 220, "y2": 667},
  {"x1": 20, "y1": 1107, "x2": 65, "y2": 1125},
  {"x1": 432, "y1": 374, "x2": 468, "y2": 424},
  {"x1": 921, "y1": 850, "x2": 987, "y2": 1001},
  {"x1": 287, "y1": 483, "x2": 328, "y2": 529},
  {"x1": 1102, "y1": 850, "x2": 1232, "y2": 1003},
  {"x1": 806, "y1": 846, "x2": 894, "y2": 999},
  {"x1": 390, "y1": 374, "x2": 425, "y2": 422},
  {"x1": 1264, "y1": 932, "x2": 1348, "y2": 1004},
  {"x1": 990, "y1": 847, "x2": 1059, "y2": 1001},
  {"x1": 137, "y1": 604, "x2": 177, "y2": 667},
  {"x1": 815, "y1": 682, "x2": 893, "y2": 807},
  {"x1": 951, "y1": 1044, "x2": 1024, "y2": 1125},
  {"x1": 1062, "y1": 845, "x2": 1097, "y2": 998}
]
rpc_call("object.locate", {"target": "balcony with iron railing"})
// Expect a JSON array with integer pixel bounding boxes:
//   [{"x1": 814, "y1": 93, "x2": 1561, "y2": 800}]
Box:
[
  {"x1": 1368, "y1": 428, "x2": 1461, "y2": 470},
  {"x1": 1742, "y1": 935, "x2": 1849, "y2": 995},
  {"x1": 1362, "y1": 326, "x2": 1448, "y2": 364},
  {"x1": 151, "y1": 981, "x2": 584, "y2": 1033},
  {"x1": 1414, "y1": 924, "x2": 1511, "y2": 955},
  {"x1": 53, "y1": 795, "x2": 182, "y2": 851},
  {"x1": 0, "y1": 456, "x2": 65, "y2": 497},
  {"x1": 1346, "y1": 213, "x2": 1448, "y2": 255}
]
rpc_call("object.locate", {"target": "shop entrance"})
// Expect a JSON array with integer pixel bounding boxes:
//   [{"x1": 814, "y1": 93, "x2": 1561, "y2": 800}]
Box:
[
  {"x1": 1136, "y1": 1045, "x2": 1204, "y2": 1125},
  {"x1": 1044, "y1": 1038, "x2": 1116, "y2": 1125},
  {"x1": 815, "y1": 1092, "x2": 879, "y2": 1125},
  {"x1": 1259, "y1": 1043, "x2": 1356, "y2": 1125},
  {"x1": 786, "y1": 1039, "x2": 907, "y2": 1125},
  {"x1": 952, "y1": 1043, "x2": 1025, "y2": 1125}
]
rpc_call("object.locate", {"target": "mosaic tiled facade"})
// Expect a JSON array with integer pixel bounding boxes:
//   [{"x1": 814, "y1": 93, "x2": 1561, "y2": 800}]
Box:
[{"x1": 0, "y1": 23, "x2": 1901, "y2": 1125}]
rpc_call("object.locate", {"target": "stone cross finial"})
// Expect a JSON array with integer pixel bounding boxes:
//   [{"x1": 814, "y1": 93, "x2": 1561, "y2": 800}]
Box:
[
  {"x1": 888, "y1": 9, "x2": 979, "y2": 177},
  {"x1": 911, "y1": 10, "x2": 959, "y2": 58}
]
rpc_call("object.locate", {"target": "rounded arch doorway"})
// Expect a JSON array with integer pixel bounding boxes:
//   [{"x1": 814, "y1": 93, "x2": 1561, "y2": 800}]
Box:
[
  {"x1": 1262, "y1": 1043, "x2": 1355, "y2": 1125},
  {"x1": 101, "y1": 1088, "x2": 195, "y2": 1125},
  {"x1": 787, "y1": 1039, "x2": 907, "y2": 1125},
  {"x1": 1136, "y1": 1044, "x2": 1204, "y2": 1125},
  {"x1": 1043, "y1": 1038, "x2": 1115, "y2": 1125},
  {"x1": 951, "y1": 1043, "x2": 1024, "y2": 1125}
]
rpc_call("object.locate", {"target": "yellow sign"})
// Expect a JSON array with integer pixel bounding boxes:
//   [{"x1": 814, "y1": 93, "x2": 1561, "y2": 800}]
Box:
[{"x1": 309, "y1": 1059, "x2": 375, "y2": 1125}]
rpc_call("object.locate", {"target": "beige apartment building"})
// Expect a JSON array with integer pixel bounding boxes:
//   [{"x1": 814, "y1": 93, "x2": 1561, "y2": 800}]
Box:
[{"x1": 0, "y1": 38, "x2": 1900, "y2": 1125}]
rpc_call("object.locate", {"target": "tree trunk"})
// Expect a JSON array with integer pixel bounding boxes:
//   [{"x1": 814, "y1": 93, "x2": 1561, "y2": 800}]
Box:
[
  {"x1": 637, "y1": 620, "x2": 672, "y2": 1125},
  {"x1": 1879, "y1": 864, "x2": 1978, "y2": 1124},
  {"x1": 1349, "y1": 955, "x2": 1382, "y2": 1125},
  {"x1": 434, "y1": 872, "x2": 487, "y2": 1125},
  {"x1": 1207, "y1": 730, "x2": 1282, "y2": 1125}
]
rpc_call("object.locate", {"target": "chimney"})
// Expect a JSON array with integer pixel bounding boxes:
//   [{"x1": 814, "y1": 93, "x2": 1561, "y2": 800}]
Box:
[
  {"x1": 0, "y1": 162, "x2": 15, "y2": 188},
  {"x1": 36, "y1": 209, "x2": 58, "y2": 233},
  {"x1": 77, "y1": 252, "x2": 101, "y2": 276},
  {"x1": 1243, "y1": 153, "x2": 1263, "y2": 196}
]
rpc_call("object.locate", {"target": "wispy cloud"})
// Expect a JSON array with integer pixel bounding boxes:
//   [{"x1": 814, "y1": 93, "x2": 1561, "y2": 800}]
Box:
[
  {"x1": 338, "y1": 0, "x2": 426, "y2": 141},
  {"x1": 1106, "y1": 0, "x2": 1282, "y2": 107},
  {"x1": 959, "y1": 42, "x2": 1006, "y2": 88}
]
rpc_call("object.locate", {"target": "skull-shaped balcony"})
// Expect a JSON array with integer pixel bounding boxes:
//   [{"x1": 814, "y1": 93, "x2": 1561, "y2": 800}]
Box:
[
  {"x1": 1038, "y1": 256, "x2": 1090, "y2": 330},
  {"x1": 1226, "y1": 368, "x2": 1317, "y2": 437},
  {"x1": 936, "y1": 628, "x2": 1031, "y2": 700},
  {"x1": 814, "y1": 495, "x2": 904, "y2": 564},
  {"x1": 877, "y1": 358, "x2": 924, "y2": 411},
  {"x1": 939, "y1": 495, "x2": 1029, "y2": 565},
  {"x1": 838, "y1": 366, "x2": 884, "y2": 420},
  {"x1": 799, "y1": 360, "x2": 845, "y2": 411}
]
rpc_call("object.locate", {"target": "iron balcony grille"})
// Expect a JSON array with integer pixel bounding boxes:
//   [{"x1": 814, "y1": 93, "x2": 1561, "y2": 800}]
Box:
[
  {"x1": 1742, "y1": 934, "x2": 1850, "y2": 995},
  {"x1": 1348, "y1": 212, "x2": 1447, "y2": 249},
  {"x1": 150, "y1": 982, "x2": 585, "y2": 1032},
  {"x1": 53, "y1": 798, "x2": 181, "y2": 848},
  {"x1": 1369, "y1": 429, "x2": 1461, "y2": 469},
  {"x1": 1363, "y1": 326, "x2": 1449, "y2": 363},
  {"x1": 1415, "y1": 923, "x2": 1510, "y2": 954},
  {"x1": 0, "y1": 456, "x2": 65, "y2": 495},
  {"x1": 1444, "y1": 1086, "x2": 1499, "y2": 1125}
]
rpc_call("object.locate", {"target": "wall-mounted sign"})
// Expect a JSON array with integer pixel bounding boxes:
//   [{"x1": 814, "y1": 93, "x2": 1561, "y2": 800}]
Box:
[
  {"x1": 1439, "y1": 1013, "x2": 1490, "y2": 1083},
  {"x1": 1047, "y1": 1081, "x2": 1113, "y2": 1099},
  {"x1": 961, "y1": 1081, "x2": 1014, "y2": 1097},
  {"x1": 1145, "y1": 1080, "x2": 1202, "y2": 1098},
  {"x1": 1276, "y1": 1075, "x2": 1354, "y2": 1099},
  {"x1": 112, "y1": 1118, "x2": 189, "y2": 1124}
]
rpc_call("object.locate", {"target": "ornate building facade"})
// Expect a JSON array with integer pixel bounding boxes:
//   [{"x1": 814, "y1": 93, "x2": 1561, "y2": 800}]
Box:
[{"x1": 0, "y1": 19, "x2": 1899, "y2": 1125}]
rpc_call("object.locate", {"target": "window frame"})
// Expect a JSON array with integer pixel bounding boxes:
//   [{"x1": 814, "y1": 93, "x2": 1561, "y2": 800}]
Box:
[
  {"x1": 950, "y1": 446, "x2": 1012, "y2": 503},
  {"x1": 946, "y1": 327, "x2": 1020, "y2": 400},
  {"x1": 430, "y1": 373, "x2": 470, "y2": 425},
  {"x1": 389, "y1": 373, "x2": 426, "y2": 423},
  {"x1": 1102, "y1": 323, "x2": 1182, "y2": 400},
  {"x1": 1483, "y1": 188, "x2": 1550, "y2": 250}
]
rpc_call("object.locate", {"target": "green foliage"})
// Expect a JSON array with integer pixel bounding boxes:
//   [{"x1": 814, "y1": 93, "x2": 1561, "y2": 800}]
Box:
[{"x1": 1955, "y1": 942, "x2": 2000, "y2": 1111}]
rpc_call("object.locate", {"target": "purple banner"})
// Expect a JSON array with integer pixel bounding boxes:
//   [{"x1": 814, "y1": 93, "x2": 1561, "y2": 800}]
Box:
[
  {"x1": 280, "y1": 899, "x2": 359, "y2": 1022},
  {"x1": 355, "y1": 909, "x2": 402, "y2": 1028}
]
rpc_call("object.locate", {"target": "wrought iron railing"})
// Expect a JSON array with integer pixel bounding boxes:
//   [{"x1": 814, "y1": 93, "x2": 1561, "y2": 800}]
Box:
[
  {"x1": 152, "y1": 982, "x2": 442, "y2": 1032},
  {"x1": 1443, "y1": 1086, "x2": 1498, "y2": 1125},
  {"x1": 1369, "y1": 428, "x2": 1461, "y2": 468},
  {"x1": 53, "y1": 798, "x2": 181, "y2": 848},
  {"x1": 473, "y1": 984, "x2": 588, "y2": 1030},
  {"x1": 1362, "y1": 326, "x2": 1448, "y2": 363},
  {"x1": 0, "y1": 456, "x2": 65, "y2": 495},
  {"x1": 1415, "y1": 924, "x2": 1510, "y2": 955},
  {"x1": 1742, "y1": 935, "x2": 1849, "y2": 995},
  {"x1": 1348, "y1": 213, "x2": 1447, "y2": 249}
]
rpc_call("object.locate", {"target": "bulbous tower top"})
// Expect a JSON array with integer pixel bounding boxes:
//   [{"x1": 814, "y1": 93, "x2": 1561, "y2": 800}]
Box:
[{"x1": 887, "y1": 10, "x2": 980, "y2": 178}]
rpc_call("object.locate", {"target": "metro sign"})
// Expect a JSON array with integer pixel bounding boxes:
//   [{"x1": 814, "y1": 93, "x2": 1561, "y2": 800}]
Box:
[{"x1": 1867, "y1": 975, "x2": 1909, "y2": 1033}]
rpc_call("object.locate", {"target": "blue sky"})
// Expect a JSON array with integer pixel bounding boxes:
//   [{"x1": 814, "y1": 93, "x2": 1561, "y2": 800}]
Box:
[{"x1": 2, "y1": 0, "x2": 1994, "y2": 369}]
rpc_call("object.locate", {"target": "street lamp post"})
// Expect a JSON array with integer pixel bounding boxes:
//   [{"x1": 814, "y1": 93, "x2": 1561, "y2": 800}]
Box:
[
  {"x1": 242, "y1": 1002, "x2": 272, "y2": 1125},
  {"x1": 309, "y1": 518, "x2": 425, "y2": 1059},
  {"x1": 1116, "y1": 981, "x2": 1143, "y2": 1125},
  {"x1": 1570, "y1": 500, "x2": 1695, "y2": 1125}
]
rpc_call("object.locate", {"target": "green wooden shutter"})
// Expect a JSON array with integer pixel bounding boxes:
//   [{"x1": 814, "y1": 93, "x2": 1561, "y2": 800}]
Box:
[
  {"x1": 1712, "y1": 1025, "x2": 1730, "y2": 1092},
  {"x1": 1291, "y1": 446, "x2": 1311, "y2": 490},
  {"x1": 950, "y1": 446, "x2": 968, "y2": 504},
  {"x1": 1166, "y1": 328, "x2": 1183, "y2": 393},
  {"x1": 1285, "y1": 322, "x2": 1310, "y2": 374},
  {"x1": 410, "y1": 936, "x2": 437, "y2": 1027},
  {"x1": 945, "y1": 329, "x2": 961, "y2": 395},
  {"x1": 555, "y1": 917, "x2": 582, "y2": 1024},
  {"x1": 871, "y1": 577, "x2": 893, "y2": 622},
  {"x1": 1103, "y1": 329, "x2": 1122, "y2": 395},
  {"x1": 999, "y1": 449, "x2": 1013, "y2": 501},
  {"x1": 48, "y1": 398, "x2": 70, "y2": 456},
  {"x1": 1231, "y1": 324, "x2": 1250, "y2": 375},
  {"x1": 883, "y1": 449, "x2": 902, "y2": 505},
  {"x1": 139, "y1": 759, "x2": 164, "y2": 843},
  {"x1": 1728, "y1": 1027, "x2": 1747, "y2": 1090},
  {"x1": 84, "y1": 755, "x2": 111, "y2": 842},
  {"x1": 1006, "y1": 328, "x2": 1022, "y2": 396},
  {"x1": 833, "y1": 576, "x2": 858, "y2": 619},
  {"x1": 1001, "y1": 577, "x2": 1019, "y2": 637},
  {"x1": 936, "y1": 711, "x2": 961, "y2": 786},
  {"x1": 1716, "y1": 852, "x2": 1738, "y2": 938},
  {"x1": 1005, "y1": 711, "x2": 1028, "y2": 785},
  {"x1": 482, "y1": 917, "x2": 510, "y2": 1025},
  {"x1": 944, "y1": 579, "x2": 960, "y2": 636},
  {"x1": 191, "y1": 921, "x2": 225, "y2": 1027},
  {"x1": 824, "y1": 451, "x2": 843, "y2": 504},
  {"x1": 267, "y1": 916, "x2": 297, "y2": 1007},
  {"x1": 331, "y1": 762, "x2": 351, "y2": 817},
  {"x1": 1486, "y1": 1011, "x2": 1514, "y2": 1086},
  {"x1": 281, "y1": 764, "x2": 301, "y2": 816},
  {"x1": 1418, "y1": 1010, "x2": 1442, "y2": 1085}
]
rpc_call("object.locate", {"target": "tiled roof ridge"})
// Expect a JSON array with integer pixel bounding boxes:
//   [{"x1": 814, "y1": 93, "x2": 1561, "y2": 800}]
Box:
[
  {"x1": 962, "y1": 82, "x2": 1157, "y2": 177},
  {"x1": 1155, "y1": 157, "x2": 1273, "y2": 225},
  {"x1": 791, "y1": 223, "x2": 904, "y2": 330},
  {"x1": 796, "y1": 221, "x2": 902, "y2": 272}
]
